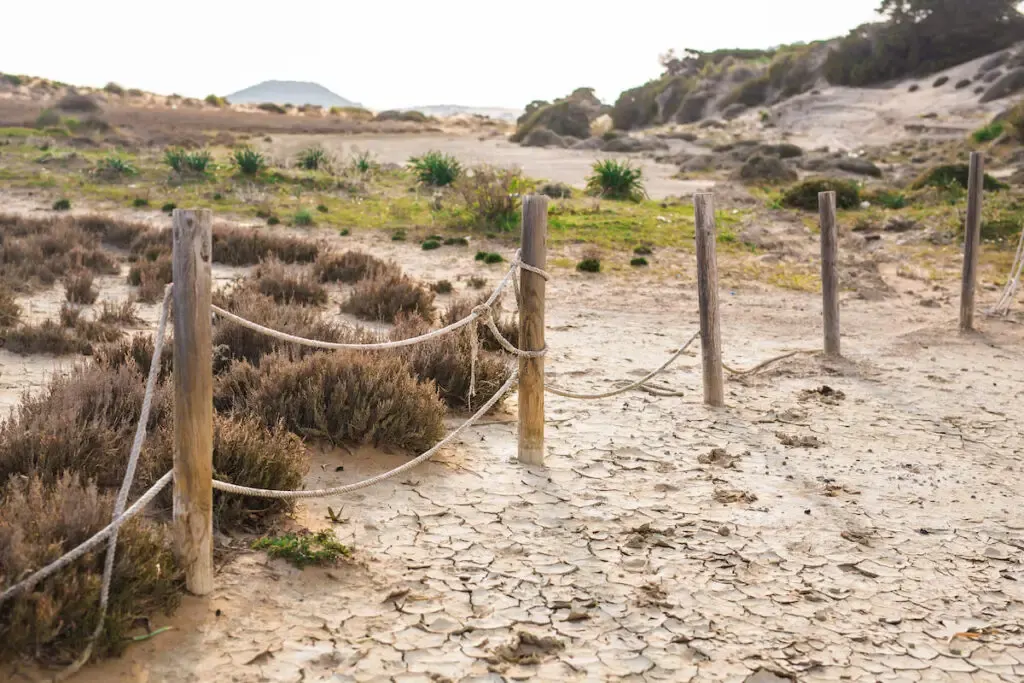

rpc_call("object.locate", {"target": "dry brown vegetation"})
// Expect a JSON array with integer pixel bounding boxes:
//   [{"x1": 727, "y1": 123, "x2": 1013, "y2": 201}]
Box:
[
  {"x1": 2, "y1": 319, "x2": 91, "y2": 355},
  {"x1": 442, "y1": 295, "x2": 519, "y2": 351},
  {"x1": 342, "y1": 273, "x2": 435, "y2": 322},
  {"x1": 97, "y1": 299, "x2": 141, "y2": 325},
  {"x1": 212, "y1": 226, "x2": 319, "y2": 266},
  {"x1": 0, "y1": 288, "x2": 21, "y2": 328},
  {"x1": 251, "y1": 259, "x2": 329, "y2": 305},
  {"x1": 0, "y1": 214, "x2": 119, "y2": 292},
  {"x1": 64, "y1": 271, "x2": 99, "y2": 304},
  {"x1": 313, "y1": 250, "x2": 398, "y2": 283}
]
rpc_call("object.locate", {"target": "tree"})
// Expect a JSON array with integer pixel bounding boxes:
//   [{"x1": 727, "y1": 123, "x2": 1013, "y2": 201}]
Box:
[{"x1": 879, "y1": 0, "x2": 1022, "y2": 24}]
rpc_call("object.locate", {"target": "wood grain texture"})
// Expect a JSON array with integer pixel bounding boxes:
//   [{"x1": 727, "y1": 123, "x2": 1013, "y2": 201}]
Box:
[
  {"x1": 172, "y1": 209, "x2": 214, "y2": 595},
  {"x1": 693, "y1": 194, "x2": 724, "y2": 407},
  {"x1": 818, "y1": 191, "x2": 841, "y2": 356},
  {"x1": 960, "y1": 152, "x2": 984, "y2": 332},
  {"x1": 518, "y1": 195, "x2": 548, "y2": 465}
]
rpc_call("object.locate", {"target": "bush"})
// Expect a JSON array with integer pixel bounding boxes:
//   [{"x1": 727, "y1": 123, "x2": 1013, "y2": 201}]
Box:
[
  {"x1": 73, "y1": 317, "x2": 123, "y2": 345},
  {"x1": 0, "y1": 474, "x2": 181, "y2": 664},
  {"x1": 132, "y1": 197, "x2": 149, "y2": 208},
  {"x1": 432, "y1": 279, "x2": 453, "y2": 294},
  {"x1": 349, "y1": 150, "x2": 378, "y2": 174},
  {"x1": 468, "y1": 276, "x2": 486, "y2": 289},
  {"x1": 453, "y1": 165, "x2": 523, "y2": 231},
  {"x1": 127, "y1": 253, "x2": 172, "y2": 303},
  {"x1": 211, "y1": 227, "x2": 318, "y2": 265},
  {"x1": 409, "y1": 151, "x2": 461, "y2": 186},
  {"x1": 781, "y1": 178, "x2": 861, "y2": 211},
  {"x1": 252, "y1": 529, "x2": 350, "y2": 567},
  {"x1": 375, "y1": 110, "x2": 430, "y2": 123},
  {"x1": 0, "y1": 288, "x2": 20, "y2": 327},
  {"x1": 0, "y1": 213, "x2": 119, "y2": 291},
  {"x1": 634, "y1": 245, "x2": 653, "y2": 256},
  {"x1": 539, "y1": 182, "x2": 573, "y2": 199},
  {"x1": 422, "y1": 239, "x2": 441, "y2": 250},
  {"x1": 511, "y1": 99, "x2": 593, "y2": 142},
  {"x1": 441, "y1": 295, "x2": 518, "y2": 352},
  {"x1": 233, "y1": 147, "x2": 266, "y2": 175},
  {"x1": 586, "y1": 159, "x2": 647, "y2": 201},
  {"x1": 577, "y1": 258, "x2": 601, "y2": 273},
  {"x1": 64, "y1": 272, "x2": 98, "y2": 304},
  {"x1": 217, "y1": 351, "x2": 446, "y2": 452},
  {"x1": 316, "y1": 204, "x2": 329, "y2": 213},
  {"x1": 392, "y1": 229, "x2": 407, "y2": 241},
  {"x1": 342, "y1": 274, "x2": 435, "y2": 322},
  {"x1": 3, "y1": 318, "x2": 88, "y2": 355},
  {"x1": 93, "y1": 156, "x2": 137, "y2": 178},
  {"x1": 103, "y1": 82, "x2": 125, "y2": 96},
  {"x1": 204, "y1": 94, "x2": 228, "y2": 107},
  {"x1": 911, "y1": 164, "x2": 1009, "y2": 192},
  {"x1": 391, "y1": 315, "x2": 512, "y2": 411},
  {"x1": 161, "y1": 202, "x2": 176, "y2": 213},
  {"x1": 164, "y1": 148, "x2": 213, "y2": 174},
  {"x1": 631, "y1": 257, "x2": 649, "y2": 267},
  {"x1": 97, "y1": 299, "x2": 140, "y2": 325},
  {"x1": 722, "y1": 74, "x2": 770, "y2": 108},
  {"x1": 94, "y1": 333, "x2": 172, "y2": 382},
  {"x1": 52, "y1": 198, "x2": 71, "y2": 211},
  {"x1": 59, "y1": 302, "x2": 81, "y2": 327},
  {"x1": 294, "y1": 208, "x2": 315, "y2": 226},
  {"x1": 250, "y1": 260, "x2": 328, "y2": 305},
  {"x1": 296, "y1": 145, "x2": 330, "y2": 171},
  {"x1": 483, "y1": 252, "x2": 504, "y2": 264},
  {"x1": 973, "y1": 121, "x2": 1006, "y2": 143},
  {"x1": 445, "y1": 236, "x2": 469, "y2": 246},
  {"x1": 313, "y1": 250, "x2": 397, "y2": 284},
  {"x1": 257, "y1": 102, "x2": 287, "y2": 114}
]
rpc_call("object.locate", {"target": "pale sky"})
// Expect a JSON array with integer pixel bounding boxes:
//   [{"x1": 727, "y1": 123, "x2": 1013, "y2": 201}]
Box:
[{"x1": 0, "y1": 1, "x2": 882, "y2": 110}]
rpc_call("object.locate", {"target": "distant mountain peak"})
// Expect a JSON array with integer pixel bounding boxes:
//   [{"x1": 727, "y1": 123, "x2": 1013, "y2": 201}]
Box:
[{"x1": 226, "y1": 80, "x2": 360, "y2": 108}]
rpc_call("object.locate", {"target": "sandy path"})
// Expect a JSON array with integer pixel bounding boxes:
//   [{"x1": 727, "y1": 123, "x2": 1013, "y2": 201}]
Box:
[{"x1": 5, "y1": 230, "x2": 1019, "y2": 683}]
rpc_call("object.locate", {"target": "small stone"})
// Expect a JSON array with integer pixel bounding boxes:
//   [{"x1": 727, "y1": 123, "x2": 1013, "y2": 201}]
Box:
[{"x1": 718, "y1": 525, "x2": 731, "y2": 537}]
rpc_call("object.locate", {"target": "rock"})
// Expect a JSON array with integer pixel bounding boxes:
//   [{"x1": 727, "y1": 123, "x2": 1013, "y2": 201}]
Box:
[
  {"x1": 676, "y1": 92, "x2": 712, "y2": 124},
  {"x1": 933, "y1": 75, "x2": 950, "y2": 88},
  {"x1": 884, "y1": 216, "x2": 918, "y2": 232},
  {"x1": 661, "y1": 130, "x2": 698, "y2": 142},
  {"x1": 981, "y1": 68, "x2": 1024, "y2": 103},
  {"x1": 539, "y1": 182, "x2": 573, "y2": 199},
  {"x1": 761, "y1": 143, "x2": 804, "y2": 159},
  {"x1": 698, "y1": 119, "x2": 726, "y2": 129},
  {"x1": 722, "y1": 103, "x2": 747, "y2": 120},
  {"x1": 601, "y1": 136, "x2": 667, "y2": 153},
  {"x1": 983, "y1": 69, "x2": 1004, "y2": 84},
  {"x1": 571, "y1": 136, "x2": 604, "y2": 151},
  {"x1": 678, "y1": 154, "x2": 716, "y2": 173},
  {"x1": 522, "y1": 127, "x2": 567, "y2": 148},
  {"x1": 837, "y1": 157, "x2": 882, "y2": 178},
  {"x1": 980, "y1": 52, "x2": 1010, "y2": 73},
  {"x1": 955, "y1": 79, "x2": 972, "y2": 90},
  {"x1": 975, "y1": 86, "x2": 986, "y2": 95},
  {"x1": 908, "y1": 84, "x2": 920, "y2": 92},
  {"x1": 589, "y1": 114, "x2": 613, "y2": 137},
  {"x1": 736, "y1": 155, "x2": 798, "y2": 184}
]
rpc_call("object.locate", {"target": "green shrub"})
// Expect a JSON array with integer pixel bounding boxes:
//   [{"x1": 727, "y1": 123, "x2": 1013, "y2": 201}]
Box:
[
  {"x1": 218, "y1": 351, "x2": 446, "y2": 451},
  {"x1": 316, "y1": 204, "x2": 329, "y2": 213},
  {"x1": 35, "y1": 108, "x2": 61, "y2": 128},
  {"x1": 453, "y1": 165, "x2": 523, "y2": 231},
  {"x1": 339, "y1": 228, "x2": 350, "y2": 236},
  {"x1": 341, "y1": 273, "x2": 435, "y2": 322},
  {"x1": 375, "y1": 110, "x2": 430, "y2": 123},
  {"x1": 103, "y1": 82, "x2": 125, "y2": 96},
  {"x1": 409, "y1": 151, "x2": 461, "y2": 186},
  {"x1": 391, "y1": 229, "x2": 407, "y2": 241},
  {"x1": 483, "y1": 252, "x2": 504, "y2": 264},
  {"x1": 631, "y1": 257, "x2": 649, "y2": 267},
  {"x1": 972, "y1": 121, "x2": 1006, "y2": 144},
  {"x1": 52, "y1": 198, "x2": 71, "y2": 211},
  {"x1": 422, "y1": 239, "x2": 441, "y2": 250},
  {"x1": 475, "y1": 251, "x2": 488, "y2": 261},
  {"x1": 293, "y1": 208, "x2": 314, "y2": 226},
  {"x1": 252, "y1": 530, "x2": 350, "y2": 568},
  {"x1": 204, "y1": 94, "x2": 228, "y2": 107},
  {"x1": 161, "y1": 202, "x2": 176, "y2": 213},
  {"x1": 350, "y1": 150, "x2": 378, "y2": 174},
  {"x1": 577, "y1": 258, "x2": 601, "y2": 273},
  {"x1": 586, "y1": 159, "x2": 647, "y2": 201},
  {"x1": 132, "y1": 197, "x2": 149, "y2": 208},
  {"x1": 232, "y1": 147, "x2": 266, "y2": 175},
  {"x1": 257, "y1": 102, "x2": 287, "y2": 114},
  {"x1": 267, "y1": 216, "x2": 280, "y2": 225},
  {"x1": 911, "y1": 164, "x2": 1008, "y2": 192},
  {"x1": 445, "y1": 236, "x2": 469, "y2": 246},
  {"x1": 94, "y1": 156, "x2": 137, "y2": 178},
  {"x1": 634, "y1": 245, "x2": 653, "y2": 256},
  {"x1": 296, "y1": 145, "x2": 330, "y2": 171},
  {"x1": 781, "y1": 178, "x2": 861, "y2": 211},
  {"x1": 869, "y1": 190, "x2": 908, "y2": 210},
  {"x1": 722, "y1": 74, "x2": 770, "y2": 108}
]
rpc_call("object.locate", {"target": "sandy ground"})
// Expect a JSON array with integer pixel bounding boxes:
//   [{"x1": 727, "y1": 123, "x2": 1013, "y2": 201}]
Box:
[{"x1": 2, "y1": 223, "x2": 1022, "y2": 682}]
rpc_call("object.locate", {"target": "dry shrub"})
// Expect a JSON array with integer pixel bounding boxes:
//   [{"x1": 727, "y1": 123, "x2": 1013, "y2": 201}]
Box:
[
  {"x1": 441, "y1": 295, "x2": 519, "y2": 351},
  {"x1": 211, "y1": 226, "x2": 318, "y2": 265},
  {"x1": 2, "y1": 320, "x2": 90, "y2": 356},
  {"x1": 217, "y1": 351, "x2": 445, "y2": 452},
  {"x1": 0, "y1": 474, "x2": 182, "y2": 664},
  {"x1": 342, "y1": 273, "x2": 435, "y2": 323},
  {"x1": 0, "y1": 287, "x2": 21, "y2": 327},
  {"x1": 0, "y1": 214, "x2": 119, "y2": 292},
  {"x1": 98, "y1": 299, "x2": 141, "y2": 325},
  {"x1": 64, "y1": 271, "x2": 99, "y2": 304},
  {"x1": 391, "y1": 316, "x2": 512, "y2": 411},
  {"x1": 127, "y1": 252, "x2": 172, "y2": 303},
  {"x1": 213, "y1": 289, "x2": 368, "y2": 366},
  {"x1": 74, "y1": 318, "x2": 124, "y2": 345},
  {"x1": 76, "y1": 213, "x2": 152, "y2": 250},
  {"x1": 453, "y1": 165, "x2": 524, "y2": 231},
  {"x1": 0, "y1": 363, "x2": 170, "y2": 490},
  {"x1": 95, "y1": 333, "x2": 173, "y2": 382},
  {"x1": 59, "y1": 302, "x2": 81, "y2": 327},
  {"x1": 251, "y1": 259, "x2": 328, "y2": 305},
  {"x1": 313, "y1": 250, "x2": 398, "y2": 283}
]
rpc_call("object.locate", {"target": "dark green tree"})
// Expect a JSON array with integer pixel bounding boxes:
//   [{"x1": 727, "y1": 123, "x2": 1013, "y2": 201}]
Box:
[{"x1": 878, "y1": 0, "x2": 1021, "y2": 24}]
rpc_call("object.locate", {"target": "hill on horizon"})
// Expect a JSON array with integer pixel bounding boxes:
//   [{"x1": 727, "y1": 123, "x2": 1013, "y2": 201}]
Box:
[{"x1": 226, "y1": 80, "x2": 360, "y2": 108}]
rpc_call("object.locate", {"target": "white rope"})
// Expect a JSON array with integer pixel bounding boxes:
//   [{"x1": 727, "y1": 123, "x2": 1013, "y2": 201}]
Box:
[
  {"x1": 990, "y1": 225, "x2": 1024, "y2": 316},
  {"x1": 213, "y1": 371, "x2": 518, "y2": 499},
  {"x1": 54, "y1": 286, "x2": 173, "y2": 679},
  {"x1": 545, "y1": 331, "x2": 699, "y2": 400}
]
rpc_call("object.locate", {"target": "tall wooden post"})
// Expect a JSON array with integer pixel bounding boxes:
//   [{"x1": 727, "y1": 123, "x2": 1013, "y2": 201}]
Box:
[
  {"x1": 960, "y1": 152, "x2": 984, "y2": 332},
  {"x1": 518, "y1": 195, "x2": 547, "y2": 466},
  {"x1": 818, "y1": 191, "x2": 841, "y2": 356},
  {"x1": 694, "y1": 193, "x2": 724, "y2": 407},
  {"x1": 172, "y1": 209, "x2": 214, "y2": 595}
]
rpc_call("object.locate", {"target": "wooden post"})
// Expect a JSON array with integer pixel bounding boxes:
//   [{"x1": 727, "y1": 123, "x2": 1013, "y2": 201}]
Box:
[
  {"x1": 960, "y1": 152, "x2": 984, "y2": 332},
  {"x1": 818, "y1": 191, "x2": 841, "y2": 356},
  {"x1": 172, "y1": 209, "x2": 214, "y2": 595},
  {"x1": 518, "y1": 195, "x2": 547, "y2": 466},
  {"x1": 693, "y1": 193, "x2": 724, "y2": 407}
]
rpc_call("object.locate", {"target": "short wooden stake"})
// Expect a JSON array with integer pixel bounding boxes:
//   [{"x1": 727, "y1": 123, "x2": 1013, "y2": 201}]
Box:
[
  {"x1": 694, "y1": 193, "x2": 724, "y2": 407},
  {"x1": 518, "y1": 195, "x2": 548, "y2": 466},
  {"x1": 172, "y1": 209, "x2": 214, "y2": 595},
  {"x1": 960, "y1": 151, "x2": 984, "y2": 332},
  {"x1": 818, "y1": 191, "x2": 841, "y2": 356}
]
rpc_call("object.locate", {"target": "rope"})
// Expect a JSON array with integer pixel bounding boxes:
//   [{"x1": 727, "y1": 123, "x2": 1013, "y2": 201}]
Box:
[
  {"x1": 990, "y1": 225, "x2": 1024, "y2": 316},
  {"x1": 212, "y1": 371, "x2": 519, "y2": 499},
  {"x1": 723, "y1": 350, "x2": 815, "y2": 376},
  {"x1": 56, "y1": 286, "x2": 174, "y2": 679},
  {"x1": 545, "y1": 331, "x2": 699, "y2": 399}
]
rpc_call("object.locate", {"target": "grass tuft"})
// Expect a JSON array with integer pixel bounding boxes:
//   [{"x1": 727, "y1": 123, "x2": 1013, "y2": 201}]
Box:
[
  {"x1": 64, "y1": 272, "x2": 98, "y2": 304},
  {"x1": 251, "y1": 259, "x2": 328, "y2": 306},
  {"x1": 252, "y1": 530, "x2": 350, "y2": 568},
  {"x1": 313, "y1": 251, "x2": 397, "y2": 284},
  {"x1": 408, "y1": 150, "x2": 461, "y2": 187},
  {"x1": 422, "y1": 239, "x2": 441, "y2": 250},
  {"x1": 296, "y1": 145, "x2": 331, "y2": 171},
  {"x1": 232, "y1": 147, "x2": 266, "y2": 175},
  {"x1": 586, "y1": 159, "x2": 647, "y2": 201},
  {"x1": 342, "y1": 274, "x2": 435, "y2": 323},
  {"x1": 293, "y1": 208, "x2": 315, "y2": 226},
  {"x1": 972, "y1": 121, "x2": 1005, "y2": 144},
  {"x1": 577, "y1": 258, "x2": 601, "y2": 273},
  {"x1": 52, "y1": 198, "x2": 71, "y2": 211}
]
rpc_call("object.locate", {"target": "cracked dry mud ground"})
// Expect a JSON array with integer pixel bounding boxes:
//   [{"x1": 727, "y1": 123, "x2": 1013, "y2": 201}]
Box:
[{"x1": 24, "y1": 269, "x2": 1024, "y2": 683}]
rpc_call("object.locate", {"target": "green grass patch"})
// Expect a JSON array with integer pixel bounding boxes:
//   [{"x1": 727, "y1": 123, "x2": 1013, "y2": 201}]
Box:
[
  {"x1": 630, "y1": 257, "x2": 649, "y2": 267},
  {"x1": 972, "y1": 121, "x2": 1005, "y2": 144},
  {"x1": 408, "y1": 150, "x2": 461, "y2": 187},
  {"x1": 252, "y1": 529, "x2": 351, "y2": 568},
  {"x1": 586, "y1": 159, "x2": 647, "y2": 202},
  {"x1": 52, "y1": 198, "x2": 71, "y2": 211},
  {"x1": 483, "y1": 252, "x2": 504, "y2": 264},
  {"x1": 577, "y1": 258, "x2": 601, "y2": 273},
  {"x1": 422, "y1": 239, "x2": 441, "y2": 250}
]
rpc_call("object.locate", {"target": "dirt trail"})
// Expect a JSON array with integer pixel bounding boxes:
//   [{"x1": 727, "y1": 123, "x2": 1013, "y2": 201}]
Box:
[{"x1": 5, "y1": 230, "x2": 1021, "y2": 682}]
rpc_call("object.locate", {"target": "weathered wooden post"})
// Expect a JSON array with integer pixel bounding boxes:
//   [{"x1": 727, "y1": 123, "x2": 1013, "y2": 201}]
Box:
[
  {"x1": 694, "y1": 193, "x2": 724, "y2": 407},
  {"x1": 818, "y1": 191, "x2": 841, "y2": 356},
  {"x1": 172, "y1": 209, "x2": 214, "y2": 595},
  {"x1": 960, "y1": 152, "x2": 984, "y2": 332},
  {"x1": 518, "y1": 195, "x2": 548, "y2": 466}
]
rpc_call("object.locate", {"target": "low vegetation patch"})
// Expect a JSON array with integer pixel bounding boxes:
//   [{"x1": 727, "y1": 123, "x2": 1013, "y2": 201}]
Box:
[
  {"x1": 313, "y1": 250, "x2": 397, "y2": 284},
  {"x1": 432, "y1": 279, "x2": 453, "y2": 294},
  {"x1": 97, "y1": 299, "x2": 141, "y2": 325},
  {"x1": 211, "y1": 227, "x2": 319, "y2": 265},
  {"x1": 164, "y1": 148, "x2": 213, "y2": 174},
  {"x1": 409, "y1": 151, "x2": 461, "y2": 187},
  {"x1": 2, "y1": 319, "x2": 90, "y2": 355},
  {"x1": 252, "y1": 529, "x2": 351, "y2": 568},
  {"x1": 781, "y1": 178, "x2": 861, "y2": 211},
  {"x1": 232, "y1": 147, "x2": 267, "y2": 175},
  {"x1": 0, "y1": 288, "x2": 21, "y2": 327},
  {"x1": 64, "y1": 272, "x2": 98, "y2": 304},
  {"x1": 251, "y1": 259, "x2": 328, "y2": 305},
  {"x1": 452, "y1": 165, "x2": 524, "y2": 231},
  {"x1": 972, "y1": 121, "x2": 1006, "y2": 144},
  {"x1": 293, "y1": 208, "x2": 315, "y2": 226},
  {"x1": 127, "y1": 253, "x2": 173, "y2": 303},
  {"x1": 631, "y1": 257, "x2": 649, "y2": 267},
  {"x1": 441, "y1": 295, "x2": 518, "y2": 352},
  {"x1": 296, "y1": 145, "x2": 331, "y2": 171},
  {"x1": 577, "y1": 258, "x2": 602, "y2": 273},
  {"x1": 93, "y1": 156, "x2": 137, "y2": 178},
  {"x1": 911, "y1": 164, "x2": 1008, "y2": 192},
  {"x1": 342, "y1": 274, "x2": 435, "y2": 322},
  {"x1": 52, "y1": 198, "x2": 71, "y2": 211},
  {"x1": 422, "y1": 239, "x2": 441, "y2": 250},
  {"x1": 586, "y1": 159, "x2": 647, "y2": 201}
]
